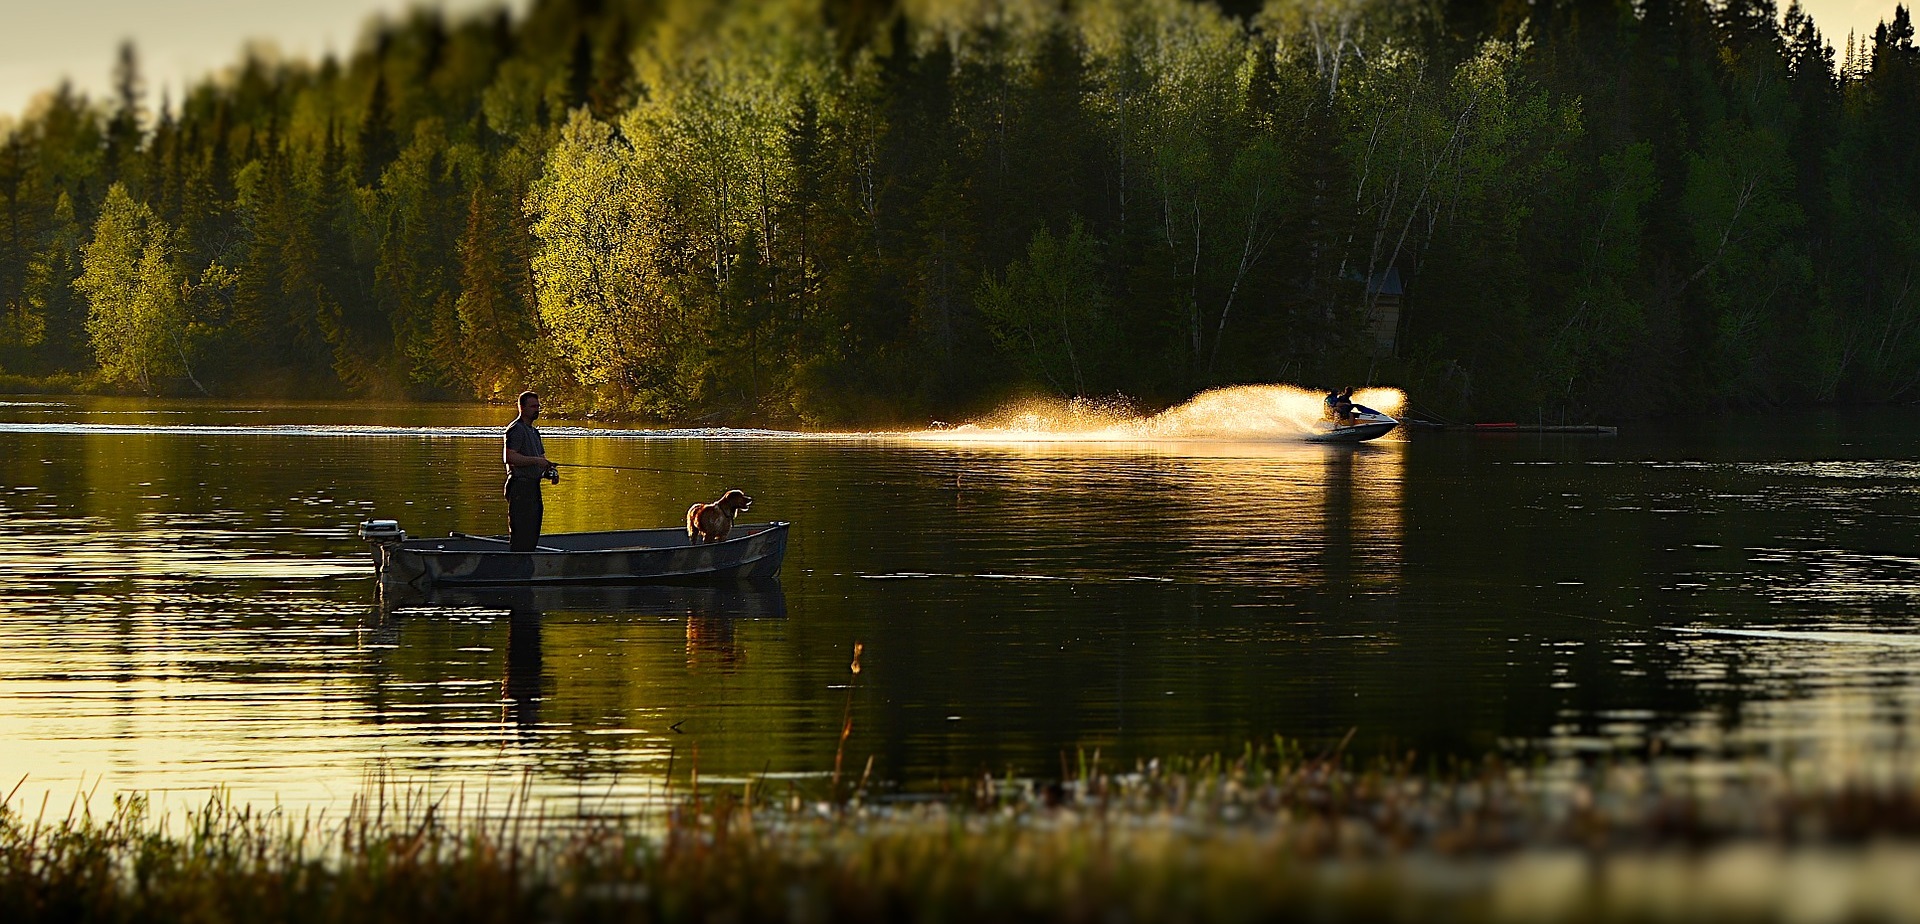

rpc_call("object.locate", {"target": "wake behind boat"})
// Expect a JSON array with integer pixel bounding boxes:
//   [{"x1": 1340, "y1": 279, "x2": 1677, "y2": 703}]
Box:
[
  {"x1": 358, "y1": 520, "x2": 789, "y2": 587},
  {"x1": 1306, "y1": 405, "x2": 1399, "y2": 443}
]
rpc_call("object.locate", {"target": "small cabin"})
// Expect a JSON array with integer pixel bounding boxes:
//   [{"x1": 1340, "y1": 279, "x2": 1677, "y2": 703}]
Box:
[{"x1": 1365, "y1": 267, "x2": 1403, "y2": 355}]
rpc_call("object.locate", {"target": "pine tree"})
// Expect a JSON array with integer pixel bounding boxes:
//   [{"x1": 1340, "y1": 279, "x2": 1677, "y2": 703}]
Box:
[
  {"x1": 359, "y1": 73, "x2": 399, "y2": 187},
  {"x1": 454, "y1": 182, "x2": 535, "y2": 399},
  {"x1": 25, "y1": 193, "x2": 86, "y2": 371},
  {"x1": 0, "y1": 133, "x2": 42, "y2": 362},
  {"x1": 105, "y1": 41, "x2": 147, "y2": 192}
]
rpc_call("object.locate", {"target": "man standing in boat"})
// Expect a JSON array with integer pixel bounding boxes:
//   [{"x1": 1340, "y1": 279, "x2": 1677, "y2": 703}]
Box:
[{"x1": 504, "y1": 391, "x2": 558, "y2": 552}]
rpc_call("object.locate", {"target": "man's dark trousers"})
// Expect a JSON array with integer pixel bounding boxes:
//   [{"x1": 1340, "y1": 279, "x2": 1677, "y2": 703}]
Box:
[{"x1": 507, "y1": 477, "x2": 543, "y2": 551}]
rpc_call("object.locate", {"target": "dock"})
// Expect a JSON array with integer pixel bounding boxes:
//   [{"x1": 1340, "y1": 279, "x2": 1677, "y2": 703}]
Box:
[{"x1": 1404, "y1": 420, "x2": 1619, "y2": 435}]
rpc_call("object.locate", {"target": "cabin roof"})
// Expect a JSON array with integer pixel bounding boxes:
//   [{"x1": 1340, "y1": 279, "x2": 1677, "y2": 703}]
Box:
[
  {"x1": 1368, "y1": 267, "x2": 1403, "y2": 297},
  {"x1": 1345, "y1": 267, "x2": 1404, "y2": 297}
]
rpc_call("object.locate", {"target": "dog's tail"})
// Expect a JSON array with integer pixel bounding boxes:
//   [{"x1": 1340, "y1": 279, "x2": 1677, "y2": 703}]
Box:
[{"x1": 686, "y1": 503, "x2": 703, "y2": 541}]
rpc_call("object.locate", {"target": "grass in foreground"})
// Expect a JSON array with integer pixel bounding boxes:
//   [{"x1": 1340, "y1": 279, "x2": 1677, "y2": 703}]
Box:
[{"x1": 6, "y1": 745, "x2": 1920, "y2": 923}]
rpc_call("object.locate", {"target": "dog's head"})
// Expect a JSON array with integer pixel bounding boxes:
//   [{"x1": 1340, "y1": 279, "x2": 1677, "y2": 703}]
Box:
[{"x1": 718, "y1": 489, "x2": 753, "y2": 515}]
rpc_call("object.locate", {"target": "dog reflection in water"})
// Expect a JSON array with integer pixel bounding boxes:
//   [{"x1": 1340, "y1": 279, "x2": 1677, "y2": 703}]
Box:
[
  {"x1": 685, "y1": 611, "x2": 741, "y2": 670},
  {"x1": 686, "y1": 489, "x2": 752, "y2": 543}
]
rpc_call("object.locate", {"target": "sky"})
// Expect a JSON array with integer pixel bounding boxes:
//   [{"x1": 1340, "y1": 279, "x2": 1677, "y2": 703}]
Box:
[
  {"x1": 0, "y1": 0, "x2": 1910, "y2": 121},
  {"x1": 0, "y1": 0, "x2": 519, "y2": 121}
]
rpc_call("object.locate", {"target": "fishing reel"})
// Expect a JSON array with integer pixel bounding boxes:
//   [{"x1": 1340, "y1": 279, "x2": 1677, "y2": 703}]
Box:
[{"x1": 544, "y1": 464, "x2": 561, "y2": 485}]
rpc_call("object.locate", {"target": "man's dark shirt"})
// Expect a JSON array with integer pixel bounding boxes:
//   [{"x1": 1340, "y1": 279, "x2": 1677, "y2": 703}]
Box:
[{"x1": 505, "y1": 417, "x2": 546, "y2": 481}]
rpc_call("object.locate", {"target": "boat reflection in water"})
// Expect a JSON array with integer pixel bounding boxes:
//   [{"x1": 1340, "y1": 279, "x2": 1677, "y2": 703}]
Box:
[
  {"x1": 370, "y1": 581, "x2": 788, "y2": 730},
  {"x1": 1318, "y1": 443, "x2": 1403, "y2": 594}
]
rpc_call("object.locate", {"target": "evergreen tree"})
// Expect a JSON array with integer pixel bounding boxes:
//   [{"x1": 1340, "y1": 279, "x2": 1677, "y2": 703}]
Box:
[
  {"x1": 0, "y1": 0, "x2": 1917, "y2": 420},
  {"x1": 359, "y1": 73, "x2": 400, "y2": 187},
  {"x1": 978, "y1": 219, "x2": 1109, "y2": 396},
  {"x1": 455, "y1": 182, "x2": 535, "y2": 398},
  {"x1": 22, "y1": 193, "x2": 87, "y2": 372},
  {"x1": 0, "y1": 133, "x2": 42, "y2": 363},
  {"x1": 105, "y1": 42, "x2": 147, "y2": 191}
]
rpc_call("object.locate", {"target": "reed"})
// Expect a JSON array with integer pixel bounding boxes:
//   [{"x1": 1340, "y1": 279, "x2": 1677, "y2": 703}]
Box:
[{"x1": 4, "y1": 745, "x2": 1918, "y2": 924}]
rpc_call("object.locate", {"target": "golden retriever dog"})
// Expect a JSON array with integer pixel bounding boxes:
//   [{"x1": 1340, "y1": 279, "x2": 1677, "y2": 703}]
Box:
[{"x1": 686, "y1": 489, "x2": 752, "y2": 544}]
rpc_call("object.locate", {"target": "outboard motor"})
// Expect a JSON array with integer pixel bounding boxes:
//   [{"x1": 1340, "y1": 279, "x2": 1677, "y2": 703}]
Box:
[
  {"x1": 358, "y1": 519, "x2": 405, "y2": 542},
  {"x1": 358, "y1": 519, "x2": 406, "y2": 576}
]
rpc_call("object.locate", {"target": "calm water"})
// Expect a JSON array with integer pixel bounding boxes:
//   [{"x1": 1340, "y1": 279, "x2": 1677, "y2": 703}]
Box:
[{"x1": 3, "y1": 395, "x2": 1919, "y2": 812}]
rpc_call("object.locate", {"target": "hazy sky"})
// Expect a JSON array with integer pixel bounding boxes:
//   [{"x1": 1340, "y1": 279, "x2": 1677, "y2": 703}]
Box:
[
  {"x1": 0, "y1": 0, "x2": 517, "y2": 120},
  {"x1": 0, "y1": 0, "x2": 1909, "y2": 121}
]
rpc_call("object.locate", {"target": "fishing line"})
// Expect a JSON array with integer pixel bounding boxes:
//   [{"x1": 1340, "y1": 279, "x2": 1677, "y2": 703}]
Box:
[
  {"x1": 557, "y1": 459, "x2": 985, "y2": 492},
  {"x1": 1533, "y1": 607, "x2": 1656, "y2": 632},
  {"x1": 553, "y1": 461, "x2": 735, "y2": 479},
  {"x1": 553, "y1": 460, "x2": 970, "y2": 499}
]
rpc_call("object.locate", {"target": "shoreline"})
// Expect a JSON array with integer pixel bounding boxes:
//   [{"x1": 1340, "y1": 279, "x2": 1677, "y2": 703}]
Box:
[{"x1": 7, "y1": 749, "x2": 1919, "y2": 922}]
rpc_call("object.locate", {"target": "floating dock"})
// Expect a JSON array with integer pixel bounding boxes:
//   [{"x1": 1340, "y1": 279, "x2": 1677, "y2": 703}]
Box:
[{"x1": 1404, "y1": 420, "x2": 1618, "y2": 435}]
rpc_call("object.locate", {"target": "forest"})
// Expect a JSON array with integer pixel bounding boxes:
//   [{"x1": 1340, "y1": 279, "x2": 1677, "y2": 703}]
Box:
[{"x1": 0, "y1": 0, "x2": 1916, "y2": 424}]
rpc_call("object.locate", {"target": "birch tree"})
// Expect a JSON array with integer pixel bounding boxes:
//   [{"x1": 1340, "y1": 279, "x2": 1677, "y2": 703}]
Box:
[{"x1": 76, "y1": 183, "x2": 200, "y2": 393}]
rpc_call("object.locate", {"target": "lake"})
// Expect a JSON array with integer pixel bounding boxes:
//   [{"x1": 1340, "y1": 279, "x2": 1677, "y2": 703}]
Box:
[{"x1": 3, "y1": 390, "x2": 1919, "y2": 813}]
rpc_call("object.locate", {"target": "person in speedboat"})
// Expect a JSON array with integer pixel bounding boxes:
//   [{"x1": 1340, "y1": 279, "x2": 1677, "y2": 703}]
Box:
[{"x1": 1324, "y1": 387, "x2": 1357, "y2": 425}]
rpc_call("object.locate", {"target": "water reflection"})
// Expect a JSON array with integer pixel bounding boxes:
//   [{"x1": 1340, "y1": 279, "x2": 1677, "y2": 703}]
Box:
[
  {"x1": 506, "y1": 606, "x2": 546, "y2": 729},
  {"x1": 1321, "y1": 445, "x2": 1403, "y2": 593},
  {"x1": 387, "y1": 581, "x2": 788, "y2": 623},
  {"x1": 6, "y1": 396, "x2": 1920, "y2": 812},
  {"x1": 375, "y1": 581, "x2": 789, "y2": 734},
  {"x1": 864, "y1": 438, "x2": 1406, "y2": 589}
]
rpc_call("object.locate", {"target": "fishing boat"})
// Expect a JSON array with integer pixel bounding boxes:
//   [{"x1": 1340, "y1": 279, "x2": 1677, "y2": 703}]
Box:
[
  {"x1": 357, "y1": 520, "x2": 789, "y2": 587},
  {"x1": 1306, "y1": 405, "x2": 1399, "y2": 443}
]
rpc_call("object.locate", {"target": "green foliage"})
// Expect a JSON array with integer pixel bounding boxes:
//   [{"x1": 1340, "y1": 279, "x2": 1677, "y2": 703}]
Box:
[
  {"x1": 454, "y1": 184, "x2": 534, "y2": 400},
  {"x1": 1544, "y1": 142, "x2": 1657, "y2": 409},
  {"x1": 1681, "y1": 122, "x2": 1806, "y2": 399},
  {"x1": 4, "y1": 0, "x2": 1920, "y2": 420},
  {"x1": 979, "y1": 218, "x2": 1109, "y2": 395},
  {"x1": 526, "y1": 111, "x2": 665, "y2": 402},
  {"x1": 25, "y1": 194, "x2": 87, "y2": 370},
  {"x1": 75, "y1": 184, "x2": 191, "y2": 393},
  {"x1": 377, "y1": 118, "x2": 474, "y2": 394}
]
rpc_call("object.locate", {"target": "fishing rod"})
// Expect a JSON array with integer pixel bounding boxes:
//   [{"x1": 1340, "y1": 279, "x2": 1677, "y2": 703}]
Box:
[{"x1": 551, "y1": 460, "x2": 736, "y2": 479}]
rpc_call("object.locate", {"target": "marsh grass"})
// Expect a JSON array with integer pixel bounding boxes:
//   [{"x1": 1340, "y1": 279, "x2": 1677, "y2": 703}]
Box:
[{"x1": 6, "y1": 745, "x2": 1920, "y2": 923}]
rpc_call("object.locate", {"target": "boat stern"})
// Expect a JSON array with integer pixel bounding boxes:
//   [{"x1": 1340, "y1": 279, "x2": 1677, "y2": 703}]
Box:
[
  {"x1": 1306, "y1": 410, "x2": 1400, "y2": 443},
  {"x1": 358, "y1": 519, "x2": 427, "y2": 587}
]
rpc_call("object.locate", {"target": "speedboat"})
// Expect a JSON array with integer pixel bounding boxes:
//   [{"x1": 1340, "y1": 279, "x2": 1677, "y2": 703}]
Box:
[{"x1": 1306, "y1": 405, "x2": 1398, "y2": 443}]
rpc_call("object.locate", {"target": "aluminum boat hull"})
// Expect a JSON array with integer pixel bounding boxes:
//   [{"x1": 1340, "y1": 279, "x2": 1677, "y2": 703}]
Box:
[{"x1": 366, "y1": 522, "x2": 789, "y2": 588}]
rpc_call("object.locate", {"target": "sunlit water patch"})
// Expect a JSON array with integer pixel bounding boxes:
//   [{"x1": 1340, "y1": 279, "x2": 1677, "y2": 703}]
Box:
[{"x1": 912, "y1": 384, "x2": 1407, "y2": 442}]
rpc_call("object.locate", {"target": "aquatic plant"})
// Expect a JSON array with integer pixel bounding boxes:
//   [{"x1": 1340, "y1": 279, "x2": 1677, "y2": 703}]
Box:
[{"x1": 4, "y1": 744, "x2": 1918, "y2": 923}]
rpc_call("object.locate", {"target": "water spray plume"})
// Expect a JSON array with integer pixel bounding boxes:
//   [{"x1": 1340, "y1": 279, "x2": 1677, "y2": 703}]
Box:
[{"x1": 922, "y1": 384, "x2": 1405, "y2": 442}]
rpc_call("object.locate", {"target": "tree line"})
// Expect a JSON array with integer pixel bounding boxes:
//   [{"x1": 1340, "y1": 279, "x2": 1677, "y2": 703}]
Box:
[{"x1": 1, "y1": 0, "x2": 1917, "y2": 423}]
